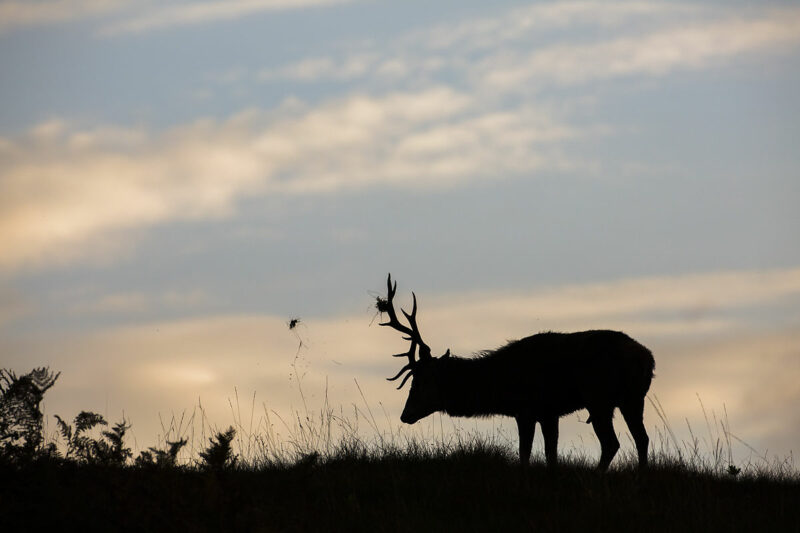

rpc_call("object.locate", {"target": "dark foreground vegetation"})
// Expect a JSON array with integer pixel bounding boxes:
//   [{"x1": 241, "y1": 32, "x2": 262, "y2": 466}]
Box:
[
  {"x1": 3, "y1": 367, "x2": 799, "y2": 532},
  {"x1": 3, "y1": 445, "x2": 800, "y2": 532}
]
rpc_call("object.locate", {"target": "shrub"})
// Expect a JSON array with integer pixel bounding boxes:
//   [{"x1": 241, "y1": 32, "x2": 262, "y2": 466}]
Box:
[
  {"x1": 199, "y1": 427, "x2": 238, "y2": 471},
  {"x1": 0, "y1": 367, "x2": 60, "y2": 462},
  {"x1": 135, "y1": 438, "x2": 188, "y2": 468},
  {"x1": 54, "y1": 411, "x2": 132, "y2": 466}
]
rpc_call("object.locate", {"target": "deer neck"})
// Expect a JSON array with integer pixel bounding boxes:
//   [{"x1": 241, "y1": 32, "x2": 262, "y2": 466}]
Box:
[{"x1": 438, "y1": 357, "x2": 510, "y2": 417}]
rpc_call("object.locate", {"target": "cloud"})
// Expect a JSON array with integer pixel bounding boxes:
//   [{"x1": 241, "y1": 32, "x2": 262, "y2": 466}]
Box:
[
  {"x1": 259, "y1": 5, "x2": 800, "y2": 88},
  {"x1": 0, "y1": 0, "x2": 357, "y2": 35},
  {"x1": 99, "y1": 0, "x2": 356, "y2": 36},
  {"x1": 419, "y1": 267, "x2": 800, "y2": 349},
  {"x1": 478, "y1": 11, "x2": 800, "y2": 89},
  {"x1": 69, "y1": 289, "x2": 209, "y2": 315},
  {"x1": 0, "y1": 0, "x2": 131, "y2": 33},
  {"x1": 259, "y1": 54, "x2": 378, "y2": 82},
  {"x1": 0, "y1": 88, "x2": 579, "y2": 272},
  {"x1": 4, "y1": 3, "x2": 799, "y2": 273},
  {"x1": 0, "y1": 286, "x2": 29, "y2": 328},
  {"x1": 4, "y1": 267, "x2": 798, "y2": 458},
  {"x1": 650, "y1": 330, "x2": 800, "y2": 459},
  {"x1": 402, "y1": 1, "x2": 700, "y2": 52},
  {"x1": 0, "y1": 118, "x2": 261, "y2": 270}
]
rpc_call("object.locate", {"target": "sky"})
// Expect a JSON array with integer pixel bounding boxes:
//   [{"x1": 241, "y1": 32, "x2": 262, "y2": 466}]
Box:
[{"x1": 1, "y1": 0, "x2": 799, "y2": 465}]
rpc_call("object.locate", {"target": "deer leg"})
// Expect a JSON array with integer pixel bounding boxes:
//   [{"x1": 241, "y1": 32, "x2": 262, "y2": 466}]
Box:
[
  {"x1": 516, "y1": 415, "x2": 536, "y2": 466},
  {"x1": 541, "y1": 416, "x2": 559, "y2": 468},
  {"x1": 590, "y1": 408, "x2": 619, "y2": 472},
  {"x1": 620, "y1": 397, "x2": 649, "y2": 468}
]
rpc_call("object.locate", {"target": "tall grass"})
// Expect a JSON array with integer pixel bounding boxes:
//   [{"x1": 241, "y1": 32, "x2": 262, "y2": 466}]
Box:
[
  {"x1": 9, "y1": 362, "x2": 794, "y2": 479},
  {"x1": 3, "y1": 369, "x2": 799, "y2": 532},
  {"x1": 134, "y1": 374, "x2": 796, "y2": 482}
]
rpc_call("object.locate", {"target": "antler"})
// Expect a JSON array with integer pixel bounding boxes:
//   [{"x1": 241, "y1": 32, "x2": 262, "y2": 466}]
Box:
[{"x1": 381, "y1": 274, "x2": 431, "y2": 389}]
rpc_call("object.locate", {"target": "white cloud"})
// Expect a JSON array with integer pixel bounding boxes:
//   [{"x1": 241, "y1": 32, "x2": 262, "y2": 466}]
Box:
[
  {"x1": 478, "y1": 12, "x2": 800, "y2": 89},
  {"x1": 420, "y1": 267, "x2": 800, "y2": 349},
  {"x1": 259, "y1": 54, "x2": 378, "y2": 82},
  {"x1": 0, "y1": 0, "x2": 132, "y2": 33},
  {"x1": 5, "y1": 2, "x2": 799, "y2": 273},
  {"x1": 69, "y1": 289, "x2": 209, "y2": 315},
  {"x1": 99, "y1": 0, "x2": 356, "y2": 36},
  {"x1": 0, "y1": 88, "x2": 579, "y2": 271},
  {"x1": 260, "y1": 5, "x2": 800, "y2": 88},
  {"x1": 403, "y1": 1, "x2": 700, "y2": 52},
  {"x1": 0, "y1": 0, "x2": 358, "y2": 35}
]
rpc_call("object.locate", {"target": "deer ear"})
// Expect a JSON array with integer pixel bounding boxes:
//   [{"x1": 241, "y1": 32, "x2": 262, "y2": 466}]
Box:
[{"x1": 441, "y1": 349, "x2": 451, "y2": 359}]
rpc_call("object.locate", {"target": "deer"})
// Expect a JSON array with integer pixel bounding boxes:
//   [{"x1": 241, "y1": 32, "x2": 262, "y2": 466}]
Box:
[{"x1": 379, "y1": 274, "x2": 655, "y2": 471}]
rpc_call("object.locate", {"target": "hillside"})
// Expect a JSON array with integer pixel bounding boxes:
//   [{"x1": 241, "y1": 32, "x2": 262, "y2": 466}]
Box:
[{"x1": 3, "y1": 445, "x2": 798, "y2": 532}]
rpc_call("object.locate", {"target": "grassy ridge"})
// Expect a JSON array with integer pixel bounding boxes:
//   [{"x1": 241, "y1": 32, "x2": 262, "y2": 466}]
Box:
[
  {"x1": 3, "y1": 368, "x2": 798, "y2": 531},
  {"x1": 3, "y1": 444, "x2": 799, "y2": 533}
]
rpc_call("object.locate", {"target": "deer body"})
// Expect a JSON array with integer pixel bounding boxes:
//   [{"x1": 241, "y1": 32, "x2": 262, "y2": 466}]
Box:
[{"x1": 380, "y1": 275, "x2": 655, "y2": 471}]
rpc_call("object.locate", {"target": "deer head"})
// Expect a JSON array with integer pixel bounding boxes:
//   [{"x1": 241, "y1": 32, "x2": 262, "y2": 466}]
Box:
[{"x1": 381, "y1": 274, "x2": 451, "y2": 424}]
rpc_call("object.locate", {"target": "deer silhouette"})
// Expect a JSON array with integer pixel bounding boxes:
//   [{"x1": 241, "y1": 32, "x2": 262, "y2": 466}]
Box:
[{"x1": 380, "y1": 274, "x2": 655, "y2": 471}]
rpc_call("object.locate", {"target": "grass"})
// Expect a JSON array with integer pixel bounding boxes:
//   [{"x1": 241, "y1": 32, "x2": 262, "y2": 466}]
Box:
[
  {"x1": 3, "y1": 369, "x2": 799, "y2": 532},
  {"x1": 2, "y1": 438, "x2": 799, "y2": 532}
]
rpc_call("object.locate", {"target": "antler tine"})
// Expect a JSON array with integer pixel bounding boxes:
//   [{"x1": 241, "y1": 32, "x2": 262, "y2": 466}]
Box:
[
  {"x1": 400, "y1": 292, "x2": 418, "y2": 327},
  {"x1": 401, "y1": 292, "x2": 431, "y2": 360},
  {"x1": 387, "y1": 336, "x2": 417, "y2": 389},
  {"x1": 394, "y1": 371, "x2": 414, "y2": 390},
  {"x1": 386, "y1": 362, "x2": 413, "y2": 382},
  {"x1": 379, "y1": 276, "x2": 415, "y2": 339}
]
